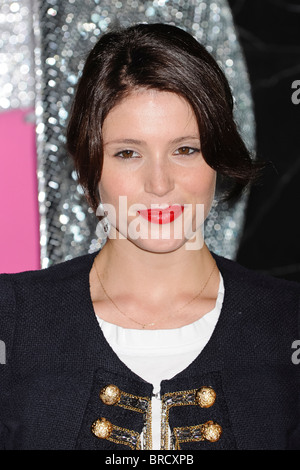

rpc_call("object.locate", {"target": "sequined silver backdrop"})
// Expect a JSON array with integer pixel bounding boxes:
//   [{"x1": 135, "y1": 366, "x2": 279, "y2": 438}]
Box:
[
  {"x1": 0, "y1": 0, "x2": 255, "y2": 267},
  {"x1": 0, "y1": 0, "x2": 35, "y2": 110}
]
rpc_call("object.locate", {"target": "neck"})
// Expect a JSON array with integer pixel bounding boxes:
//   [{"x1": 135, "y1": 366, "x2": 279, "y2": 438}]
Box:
[{"x1": 94, "y1": 234, "x2": 216, "y2": 304}]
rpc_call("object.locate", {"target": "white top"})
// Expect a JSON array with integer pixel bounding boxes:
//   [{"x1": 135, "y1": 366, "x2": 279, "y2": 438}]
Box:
[{"x1": 96, "y1": 273, "x2": 224, "y2": 449}]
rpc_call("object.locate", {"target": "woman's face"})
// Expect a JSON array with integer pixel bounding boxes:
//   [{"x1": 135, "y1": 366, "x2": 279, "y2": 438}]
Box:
[{"x1": 99, "y1": 89, "x2": 216, "y2": 253}]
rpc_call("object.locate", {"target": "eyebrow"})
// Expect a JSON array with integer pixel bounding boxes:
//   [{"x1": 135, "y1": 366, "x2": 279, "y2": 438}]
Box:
[{"x1": 104, "y1": 136, "x2": 200, "y2": 146}]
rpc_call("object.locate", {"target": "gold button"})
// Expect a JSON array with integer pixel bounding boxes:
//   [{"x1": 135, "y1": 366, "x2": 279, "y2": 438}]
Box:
[
  {"x1": 202, "y1": 420, "x2": 222, "y2": 442},
  {"x1": 91, "y1": 418, "x2": 113, "y2": 439},
  {"x1": 195, "y1": 386, "x2": 216, "y2": 408},
  {"x1": 99, "y1": 384, "x2": 121, "y2": 405}
]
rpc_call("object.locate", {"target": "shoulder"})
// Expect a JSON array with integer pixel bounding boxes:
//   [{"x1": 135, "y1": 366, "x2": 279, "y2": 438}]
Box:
[
  {"x1": 0, "y1": 251, "x2": 96, "y2": 291},
  {"x1": 212, "y1": 254, "x2": 300, "y2": 363},
  {"x1": 0, "y1": 251, "x2": 98, "y2": 355},
  {"x1": 0, "y1": 250, "x2": 97, "y2": 322},
  {"x1": 213, "y1": 252, "x2": 300, "y2": 339},
  {"x1": 213, "y1": 252, "x2": 300, "y2": 297}
]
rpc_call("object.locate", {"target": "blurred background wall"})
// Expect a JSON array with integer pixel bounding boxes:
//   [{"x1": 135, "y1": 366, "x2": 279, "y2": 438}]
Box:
[
  {"x1": 228, "y1": 0, "x2": 300, "y2": 282},
  {"x1": 0, "y1": 0, "x2": 299, "y2": 282}
]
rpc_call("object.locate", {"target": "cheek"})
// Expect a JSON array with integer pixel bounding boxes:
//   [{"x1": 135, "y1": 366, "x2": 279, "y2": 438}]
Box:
[
  {"x1": 190, "y1": 169, "x2": 216, "y2": 225},
  {"x1": 98, "y1": 171, "x2": 137, "y2": 210},
  {"x1": 185, "y1": 167, "x2": 216, "y2": 201},
  {"x1": 205, "y1": 171, "x2": 217, "y2": 199},
  {"x1": 98, "y1": 168, "x2": 121, "y2": 202}
]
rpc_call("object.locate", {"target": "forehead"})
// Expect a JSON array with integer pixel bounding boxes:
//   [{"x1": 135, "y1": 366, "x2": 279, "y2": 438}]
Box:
[{"x1": 102, "y1": 89, "x2": 199, "y2": 141}]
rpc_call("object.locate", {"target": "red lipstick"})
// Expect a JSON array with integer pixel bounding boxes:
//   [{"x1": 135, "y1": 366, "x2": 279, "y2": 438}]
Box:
[{"x1": 137, "y1": 205, "x2": 184, "y2": 224}]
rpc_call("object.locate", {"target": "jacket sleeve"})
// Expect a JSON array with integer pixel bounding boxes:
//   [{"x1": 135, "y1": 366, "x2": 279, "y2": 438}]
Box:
[{"x1": 0, "y1": 274, "x2": 16, "y2": 450}]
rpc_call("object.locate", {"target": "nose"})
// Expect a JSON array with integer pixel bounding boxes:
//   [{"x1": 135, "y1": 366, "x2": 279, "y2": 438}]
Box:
[{"x1": 143, "y1": 156, "x2": 175, "y2": 198}]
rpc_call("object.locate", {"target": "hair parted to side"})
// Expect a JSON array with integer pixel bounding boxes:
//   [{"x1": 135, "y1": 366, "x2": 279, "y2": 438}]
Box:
[{"x1": 67, "y1": 23, "x2": 263, "y2": 217}]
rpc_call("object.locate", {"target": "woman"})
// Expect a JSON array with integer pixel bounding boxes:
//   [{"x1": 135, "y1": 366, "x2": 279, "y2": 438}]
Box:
[{"x1": 0, "y1": 23, "x2": 299, "y2": 450}]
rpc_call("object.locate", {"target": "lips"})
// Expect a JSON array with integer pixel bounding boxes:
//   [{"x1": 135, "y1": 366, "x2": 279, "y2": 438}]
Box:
[{"x1": 137, "y1": 205, "x2": 184, "y2": 224}]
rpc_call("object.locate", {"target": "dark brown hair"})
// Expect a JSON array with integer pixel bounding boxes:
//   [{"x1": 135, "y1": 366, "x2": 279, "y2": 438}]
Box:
[{"x1": 67, "y1": 23, "x2": 262, "y2": 215}]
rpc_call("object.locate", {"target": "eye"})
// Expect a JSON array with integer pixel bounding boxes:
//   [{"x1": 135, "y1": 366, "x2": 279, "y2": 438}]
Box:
[
  {"x1": 114, "y1": 150, "x2": 141, "y2": 159},
  {"x1": 174, "y1": 146, "x2": 200, "y2": 156}
]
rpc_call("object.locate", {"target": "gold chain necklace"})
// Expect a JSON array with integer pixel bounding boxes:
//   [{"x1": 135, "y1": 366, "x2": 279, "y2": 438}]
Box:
[{"x1": 93, "y1": 259, "x2": 217, "y2": 329}]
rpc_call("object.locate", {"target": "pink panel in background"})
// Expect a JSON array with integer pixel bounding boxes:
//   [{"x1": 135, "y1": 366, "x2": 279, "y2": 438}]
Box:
[{"x1": 0, "y1": 108, "x2": 40, "y2": 273}]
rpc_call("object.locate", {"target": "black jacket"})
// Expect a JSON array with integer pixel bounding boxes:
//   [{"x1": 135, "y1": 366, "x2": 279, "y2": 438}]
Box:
[{"x1": 0, "y1": 250, "x2": 300, "y2": 450}]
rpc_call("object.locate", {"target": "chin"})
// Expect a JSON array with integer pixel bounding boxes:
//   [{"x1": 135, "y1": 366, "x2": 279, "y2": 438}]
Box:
[
  {"x1": 109, "y1": 222, "x2": 204, "y2": 252},
  {"x1": 128, "y1": 236, "x2": 191, "y2": 254},
  {"x1": 133, "y1": 223, "x2": 205, "y2": 252}
]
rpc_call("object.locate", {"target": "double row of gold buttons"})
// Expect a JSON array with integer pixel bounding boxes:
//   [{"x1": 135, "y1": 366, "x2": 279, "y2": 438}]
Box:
[{"x1": 91, "y1": 384, "x2": 222, "y2": 443}]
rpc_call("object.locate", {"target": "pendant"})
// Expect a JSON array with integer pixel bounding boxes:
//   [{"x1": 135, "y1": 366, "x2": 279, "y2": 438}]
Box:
[{"x1": 142, "y1": 323, "x2": 155, "y2": 329}]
